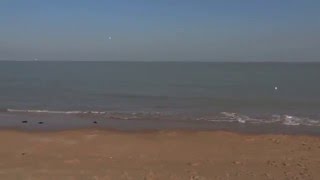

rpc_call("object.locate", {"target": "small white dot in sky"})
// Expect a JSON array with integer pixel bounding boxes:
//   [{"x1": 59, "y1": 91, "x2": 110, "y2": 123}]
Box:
[
  {"x1": 108, "y1": 36, "x2": 112, "y2": 40},
  {"x1": 274, "y1": 86, "x2": 278, "y2": 90}
]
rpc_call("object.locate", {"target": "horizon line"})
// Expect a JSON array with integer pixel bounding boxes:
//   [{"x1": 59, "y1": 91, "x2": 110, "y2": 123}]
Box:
[{"x1": 0, "y1": 60, "x2": 319, "y2": 63}]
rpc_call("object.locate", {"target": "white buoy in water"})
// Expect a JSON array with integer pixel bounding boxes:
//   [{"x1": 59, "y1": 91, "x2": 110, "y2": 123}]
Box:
[{"x1": 274, "y1": 86, "x2": 278, "y2": 90}]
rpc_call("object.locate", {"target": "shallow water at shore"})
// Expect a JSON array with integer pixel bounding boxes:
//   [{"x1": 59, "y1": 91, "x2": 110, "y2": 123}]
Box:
[{"x1": 1, "y1": 110, "x2": 320, "y2": 135}]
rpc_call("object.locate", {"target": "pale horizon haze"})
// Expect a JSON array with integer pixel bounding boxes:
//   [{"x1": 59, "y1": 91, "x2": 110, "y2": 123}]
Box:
[{"x1": 1, "y1": 0, "x2": 320, "y2": 62}]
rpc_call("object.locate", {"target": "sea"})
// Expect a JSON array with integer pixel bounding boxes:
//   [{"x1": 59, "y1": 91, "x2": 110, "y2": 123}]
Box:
[{"x1": 0, "y1": 61, "x2": 319, "y2": 134}]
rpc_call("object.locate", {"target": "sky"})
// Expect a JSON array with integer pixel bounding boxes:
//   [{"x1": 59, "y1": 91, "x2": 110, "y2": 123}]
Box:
[{"x1": 1, "y1": 0, "x2": 320, "y2": 61}]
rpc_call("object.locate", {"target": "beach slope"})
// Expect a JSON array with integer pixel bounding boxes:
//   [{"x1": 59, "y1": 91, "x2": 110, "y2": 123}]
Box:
[{"x1": 0, "y1": 130, "x2": 319, "y2": 179}]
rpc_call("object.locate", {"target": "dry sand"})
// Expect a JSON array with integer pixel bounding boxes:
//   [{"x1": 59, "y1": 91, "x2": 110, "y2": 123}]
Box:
[{"x1": 0, "y1": 129, "x2": 319, "y2": 180}]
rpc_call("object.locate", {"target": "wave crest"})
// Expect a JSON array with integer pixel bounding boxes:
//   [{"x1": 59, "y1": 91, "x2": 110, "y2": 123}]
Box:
[{"x1": 2, "y1": 108, "x2": 319, "y2": 127}]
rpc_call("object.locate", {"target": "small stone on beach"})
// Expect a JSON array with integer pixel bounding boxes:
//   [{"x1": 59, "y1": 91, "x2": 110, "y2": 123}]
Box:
[
  {"x1": 233, "y1": 161, "x2": 241, "y2": 165},
  {"x1": 93, "y1": 121, "x2": 98, "y2": 124},
  {"x1": 38, "y1": 122, "x2": 44, "y2": 124},
  {"x1": 22, "y1": 120, "x2": 28, "y2": 123},
  {"x1": 271, "y1": 139, "x2": 281, "y2": 144},
  {"x1": 282, "y1": 162, "x2": 290, "y2": 166}
]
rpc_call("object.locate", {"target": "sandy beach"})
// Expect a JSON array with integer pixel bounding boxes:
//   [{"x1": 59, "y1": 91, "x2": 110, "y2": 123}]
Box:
[{"x1": 0, "y1": 130, "x2": 319, "y2": 179}]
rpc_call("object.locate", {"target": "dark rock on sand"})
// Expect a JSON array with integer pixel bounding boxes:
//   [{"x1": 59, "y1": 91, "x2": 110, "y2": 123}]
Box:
[{"x1": 233, "y1": 161, "x2": 241, "y2": 165}]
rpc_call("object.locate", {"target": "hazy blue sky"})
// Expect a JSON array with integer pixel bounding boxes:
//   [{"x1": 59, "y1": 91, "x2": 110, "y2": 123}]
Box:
[{"x1": 1, "y1": 0, "x2": 320, "y2": 61}]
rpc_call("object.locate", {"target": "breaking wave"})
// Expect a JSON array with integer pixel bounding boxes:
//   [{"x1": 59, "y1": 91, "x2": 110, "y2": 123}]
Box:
[
  {"x1": 2, "y1": 108, "x2": 320, "y2": 127},
  {"x1": 6, "y1": 109, "x2": 104, "y2": 115},
  {"x1": 197, "y1": 112, "x2": 320, "y2": 127},
  {"x1": 3, "y1": 108, "x2": 165, "y2": 120}
]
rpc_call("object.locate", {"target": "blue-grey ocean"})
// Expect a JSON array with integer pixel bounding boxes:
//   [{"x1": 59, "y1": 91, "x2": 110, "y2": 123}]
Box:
[{"x1": 0, "y1": 61, "x2": 319, "y2": 134}]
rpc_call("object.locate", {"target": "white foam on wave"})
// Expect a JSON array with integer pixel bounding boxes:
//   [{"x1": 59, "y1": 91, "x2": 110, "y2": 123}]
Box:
[
  {"x1": 4, "y1": 109, "x2": 162, "y2": 121},
  {"x1": 221, "y1": 112, "x2": 256, "y2": 124},
  {"x1": 221, "y1": 112, "x2": 237, "y2": 118},
  {"x1": 207, "y1": 119, "x2": 238, "y2": 123},
  {"x1": 4, "y1": 108, "x2": 320, "y2": 127},
  {"x1": 6, "y1": 109, "x2": 106, "y2": 115},
  {"x1": 201, "y1": 112, "x2": 320, "y2": 127},
  {"x1": 283, "y1": 115, "x2": 301, "y2": 126},
  {"x1": 198, "y1": 112, "x2": 252, "y2": 124},
  {"x1": 237, "y1": 118, "x2": 246, "y2": 123},
  {"x1": 89, "y1": 111, "x2": 106, "y2": 114},
  {"x1": 282, "y1": 115, "x2": 320, "y2": 126}
]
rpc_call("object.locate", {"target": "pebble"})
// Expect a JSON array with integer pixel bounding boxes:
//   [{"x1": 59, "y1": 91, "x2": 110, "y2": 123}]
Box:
[
  {"x1": 271, "y1": 138, "x2": 281, "y2": 144},
  {"x1": 267, "y1": 160, "x2": 277, "y2": 166},
  {"x1": 233, "y1": 161, "x2": 241, "y2": 165},
  {"x1": 282, "y1": 162, "x2": 290, "y2": 166},
  {"x1": 297, "y1": 163, "x2": 304, "y2": 167},
  {"x1": 190, "y1": 175, "x2": 201, "y2": 180}
]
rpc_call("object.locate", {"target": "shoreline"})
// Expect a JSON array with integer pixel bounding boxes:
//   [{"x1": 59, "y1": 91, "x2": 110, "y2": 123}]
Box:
[
  {"x1": 1, "y1": 124, "x2": 320, "y2": 136},
  {"x1": 1, "y1": 127, "x2": 320, "y2": 137},
  {"x1": 1, "y1": 110, "x2": 320, "y2": 135},
  {"x1": 0, "y1": 129, "x2": 319, "y2": 179}
]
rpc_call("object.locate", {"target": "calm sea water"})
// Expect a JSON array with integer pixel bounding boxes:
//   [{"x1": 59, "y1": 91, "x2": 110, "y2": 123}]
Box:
[{"x1": 0, "y1": 61, "x2": 319, "y2": 133}]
